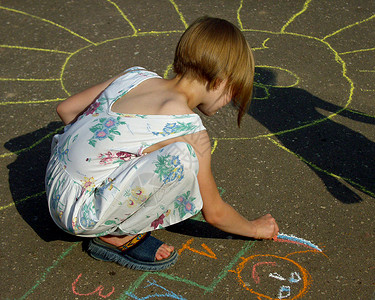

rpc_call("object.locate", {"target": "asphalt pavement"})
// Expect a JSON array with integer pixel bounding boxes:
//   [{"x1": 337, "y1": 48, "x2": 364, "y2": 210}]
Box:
[{"x1": 0, "y1": 0, "x2": 374, "y2": 299}]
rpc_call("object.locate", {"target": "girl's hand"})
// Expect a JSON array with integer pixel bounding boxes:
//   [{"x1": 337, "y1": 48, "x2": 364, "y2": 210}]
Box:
[{"x1": 250, "y1": 214, "x2": 279, "y2": 239}]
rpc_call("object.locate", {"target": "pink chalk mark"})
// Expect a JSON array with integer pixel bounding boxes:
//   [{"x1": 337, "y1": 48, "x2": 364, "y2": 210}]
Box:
[
  {"x1": 72, "y1": 273, "x2": 115, "y2": 298},
  {"x1": 252, "y1": 261, "x2": 277, "y2": 284}
]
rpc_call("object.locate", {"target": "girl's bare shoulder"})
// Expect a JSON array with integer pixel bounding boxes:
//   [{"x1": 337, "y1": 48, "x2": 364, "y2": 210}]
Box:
[{"x1": 112, "y1": 78, "x2": 193, "y2": 115}]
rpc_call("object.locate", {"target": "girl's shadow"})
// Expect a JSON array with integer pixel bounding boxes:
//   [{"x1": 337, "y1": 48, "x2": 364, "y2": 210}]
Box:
[
  {"x1": 250, "y1": 68, "x2": 375, "y2": 203},
  {"x1": 5, "y1": 122, "x2": 80, "y2": 242}
]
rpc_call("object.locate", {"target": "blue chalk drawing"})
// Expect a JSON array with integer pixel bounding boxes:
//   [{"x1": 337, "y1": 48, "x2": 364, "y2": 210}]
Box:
[
  {"x1": 278, "y1": 285, "x2": 291, "y2": 299},
  {"x1": 126, "y1": 280, "x2": 186, "y2": 300}
]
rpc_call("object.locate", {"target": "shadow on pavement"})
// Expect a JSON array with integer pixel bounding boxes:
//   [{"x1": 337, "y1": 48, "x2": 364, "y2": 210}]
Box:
[
  {"x1": 250, "y1": 67, "x2": 375, "y2": 203},
  {"x1": 167, "y1": 218, "x2": 254, "y2": 240},
  {"x1": 5, "y1": 122, "x2": 80, "y2": 242}
]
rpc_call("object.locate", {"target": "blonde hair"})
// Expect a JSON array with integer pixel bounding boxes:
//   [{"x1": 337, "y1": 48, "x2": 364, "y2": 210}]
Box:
[{"x1": 173, "y1": 16, "x2": 255, "y2": 126}]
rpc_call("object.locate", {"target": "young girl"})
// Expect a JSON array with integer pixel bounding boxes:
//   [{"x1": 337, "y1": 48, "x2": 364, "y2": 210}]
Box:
[{"x1": 45, "y1": 16, "x2": 279, "y2": 271}]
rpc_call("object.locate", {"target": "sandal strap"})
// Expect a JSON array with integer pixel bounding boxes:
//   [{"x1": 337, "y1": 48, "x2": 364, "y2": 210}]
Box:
[{"x1": 117, "y1": 232, "x2": 149, "y2": 252}]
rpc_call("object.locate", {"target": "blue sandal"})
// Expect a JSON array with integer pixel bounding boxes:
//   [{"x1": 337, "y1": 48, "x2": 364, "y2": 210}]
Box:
[{"x1": 87, "y1": 232, "x2": 178, "y2": 271}]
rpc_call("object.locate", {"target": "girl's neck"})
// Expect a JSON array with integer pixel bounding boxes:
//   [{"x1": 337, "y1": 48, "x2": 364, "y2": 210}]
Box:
[{"x1": 168, "y1": 76, "x2": 207, "y2": 110}]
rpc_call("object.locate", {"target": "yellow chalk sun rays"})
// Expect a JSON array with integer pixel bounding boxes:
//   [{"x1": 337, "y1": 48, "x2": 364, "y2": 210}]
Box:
[
  {"x1": 231, "y1": 0, "x2": 375, "y2": 197},
  {"x1": 1, "y1": 0, "x2": 374, "y2": 211},
  {"x1": 0, "y1": 0, "x2": 188, "y2": 211},
  {"x1": 0, "y1": 1, "x2": 186, "y2": 102}
]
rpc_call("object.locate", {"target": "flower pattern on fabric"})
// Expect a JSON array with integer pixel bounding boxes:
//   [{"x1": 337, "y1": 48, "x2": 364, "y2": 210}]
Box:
[
  {"x1": 79, "y1": 200, "x2": 97, "y2": 229},
  {"x1": 151, "y1": 213, "x2": 165, "y2": 229},
  {"x1": 50, "y1": 178, "x2": 66, "y2": 220},
  {"x1": 174, "y1": 191, "x2": 196, "y2": 219},
  {"x1": 150, "y1": 209, "x2": 171, "y2": 230},
  {"x1": 55, "y1": 134, "x2": 77, "y2": 166},
  {"x1": 104, "y1": 217, "x2": 124, "y2": 226},
  {"x1": 71, "y1": 217, "x2": 81, "y2": 233},
  {"x1": 98, "y1": 151, "x2": 137, "y2": 165},
  {"x1": 127, "y1": 69, "x2": 151, "y2": 77},
  {"x1": 152, "y1": 122, "x2": 198, "y2": 137},
  {"x1": 154, "y1": 154, "x2": 184, "y2": 184},
  {"x1": 84, "y1": 97, "x2": 106, "y2": 116},
  {"x1": 94, "y1": 177, "x2": 120, "y2": 201},
  {"x1": 88, "y1": 116, "x2": 126, "y2": 147},
  {"x1": 85, "y1": 101, "x2": 100, "y2": 116},
  {"x1": 126, "y1": 186, "x2": 149, "y2": 208},
  {"x1": 81, "y1": 176, "x2": 95, "y2": 192}
]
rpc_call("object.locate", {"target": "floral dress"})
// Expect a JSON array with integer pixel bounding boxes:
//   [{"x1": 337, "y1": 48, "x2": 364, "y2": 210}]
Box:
[{"x1": 45, "y1": 67, "x2": 206, "y2": 237}]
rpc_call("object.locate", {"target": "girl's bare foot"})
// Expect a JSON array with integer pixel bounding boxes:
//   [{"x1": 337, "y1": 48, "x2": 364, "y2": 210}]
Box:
[{"x1": 99, "y1": 234, "x2": 174, "y2": 261}]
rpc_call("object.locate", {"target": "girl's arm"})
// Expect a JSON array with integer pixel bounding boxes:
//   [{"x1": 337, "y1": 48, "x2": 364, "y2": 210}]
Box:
[
  {"x1": 187, "y1": 131, "x2": 279, "y2": 239},
  {"x1": 57, "y1": 75, "x2": 121, "y2": 125}
]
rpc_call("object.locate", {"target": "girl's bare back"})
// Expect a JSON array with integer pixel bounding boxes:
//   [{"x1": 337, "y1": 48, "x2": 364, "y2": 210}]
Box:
[{"x1": 111, "y1": 78, "x2": 192, "y2": 116}]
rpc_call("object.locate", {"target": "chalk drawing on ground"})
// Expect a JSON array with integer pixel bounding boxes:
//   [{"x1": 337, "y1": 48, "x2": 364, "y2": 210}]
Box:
[{"x1": 0, "y1": 0, "x2": 373, "y2": 298}]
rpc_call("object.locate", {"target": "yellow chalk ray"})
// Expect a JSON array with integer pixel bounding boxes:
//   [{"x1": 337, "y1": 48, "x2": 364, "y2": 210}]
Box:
[
  {"x1": 237, "y1": 0, "x2": 244, "y2": 30},
  {"x1": 0, "y1": 125, "x2": 64, "y2": 159},
  {"x1": 163, "y1": 64, "x2": 174, "y2": 79},
  {"x1": 0, "y1": 6, "x2": 95, "y2": 45},
  {"x1": 345, "y1": 109, "x2": 375, "y2": 119},
  {"x1": 252, "y1": 38, "x2": 270, "y2": 51},
  {"x1": 280, "y1": 0, "x2": 312, "y2": 33},
  {"x1": 136, "y1": 30, "x2": 184, "y2": 37},
  {"x1": 340, "y1": 47, "x2": 375, "y2": 55},
  {"x1": 169, "y1": 0, "x2": 188, "y2": 29},
  {"x1": 323, "y1": 14, "x2": 375, "y2": 40},
  {"x1": 0, "y1": 191, "x2": 46, "y2": 211},
  {"x1": 105, "y1": 0, "x2": 137, "y2": 36},
  {"x1": 0, "y1": 78, "x2": 60, "y2": 82},
  {"x1": 0, "y1": 98, "x2": 65, "y2": 106},
  {"x1": 0, "y1": 44, "x2": 72, "y2": 55}
]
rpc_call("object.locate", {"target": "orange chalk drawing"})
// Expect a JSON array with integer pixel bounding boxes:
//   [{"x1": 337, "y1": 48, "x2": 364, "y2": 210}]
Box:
[
  {"x1": 230, "y1": 254, "x2": 312, "y2": 300},
  {"x1": 178, "y1": 238, "x2": 217, "y2": 259}
]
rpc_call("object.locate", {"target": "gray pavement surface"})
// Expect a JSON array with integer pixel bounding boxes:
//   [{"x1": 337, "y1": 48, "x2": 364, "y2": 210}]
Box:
[{"x1": 1, "y1": 0, "x2": 374, "y2": 299}]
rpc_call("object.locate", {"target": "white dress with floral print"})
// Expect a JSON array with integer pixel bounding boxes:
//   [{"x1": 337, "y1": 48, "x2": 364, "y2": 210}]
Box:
[{"x1": 45, "y1": 67, "x2": 206, "y2": 237}]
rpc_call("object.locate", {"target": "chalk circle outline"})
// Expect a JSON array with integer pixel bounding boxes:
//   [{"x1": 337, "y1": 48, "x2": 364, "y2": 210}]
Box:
[
  {"x1": 60, "y1": 34, "x2": 181, "y2": 97},
  {"x1": 234, "y1": 254, "x2": 312, "y2": 300}
]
